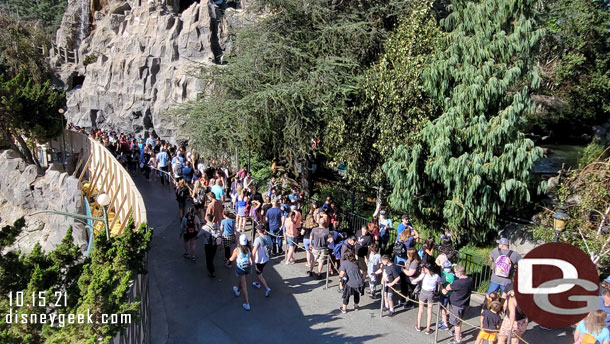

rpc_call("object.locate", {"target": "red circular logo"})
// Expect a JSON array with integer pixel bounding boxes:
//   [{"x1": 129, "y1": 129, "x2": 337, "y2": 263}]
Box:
[{"x1": 514, "y1": 243, "x2": 599, "y2": 328}]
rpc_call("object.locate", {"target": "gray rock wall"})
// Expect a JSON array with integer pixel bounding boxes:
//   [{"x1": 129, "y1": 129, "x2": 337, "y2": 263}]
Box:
[
  {"x1": 56, "y1": 0, "x2": 251, "y2": 143},
  {"x1": 0, "y1": 150, "x2": 88, "y2": 254}
]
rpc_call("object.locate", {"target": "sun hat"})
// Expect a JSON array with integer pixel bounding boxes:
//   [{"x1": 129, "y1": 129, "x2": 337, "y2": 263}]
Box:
[{"x1": 239, "y1": 234, "x2": 248, "y2": 245}]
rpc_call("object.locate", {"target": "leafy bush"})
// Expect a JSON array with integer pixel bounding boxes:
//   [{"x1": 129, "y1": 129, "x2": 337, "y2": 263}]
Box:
[{"x1": 578, "y1": 143, "x2": 609, "y2": 168}]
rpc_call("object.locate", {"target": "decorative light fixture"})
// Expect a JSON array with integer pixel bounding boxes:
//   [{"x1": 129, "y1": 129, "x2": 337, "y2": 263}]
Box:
[
  {"x1": 552, "y1": 209, "x2": 569, "y2": 242},
  {"x1": 96, "y1": 193, "x2": 111, "y2": 207}
]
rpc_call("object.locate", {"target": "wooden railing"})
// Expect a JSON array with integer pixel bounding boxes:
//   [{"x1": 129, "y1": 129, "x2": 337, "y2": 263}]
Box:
[
  {"x1": 49, "y1": 130, "x2": 147, "y2": 232},
  {"x1": 38, "y1": 44, "x2": 80, "y2": 64},
  {"x1": 47, "y1": 130, "x2": 150, "y2": 344}
]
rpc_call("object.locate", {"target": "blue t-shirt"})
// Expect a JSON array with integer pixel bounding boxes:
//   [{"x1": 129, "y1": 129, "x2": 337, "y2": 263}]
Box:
[
  {"x1": 156, "y1": 152, "x2": 169, "y2": 167},
  {"x1": 221, "y1": 219, "x2": 235, "y2": 236},
  {"x1": 182, "y1": 166, "x2": 193, "y2": 181},
  {"x1": 266, "y1": 207, "x2": 283, "y2": 231},
  {"x1": 211, "y1": 185, "x2": 225, "y2": 200},
  {"x1": 601, "y1": 296, "x2": 610, "y2": 329},
  {"x1": 397, "y1": 223, "x2": 407, "y2": 236},
  {"x1": 577, "y1": 319, "x2": 610, "y2": 342}
]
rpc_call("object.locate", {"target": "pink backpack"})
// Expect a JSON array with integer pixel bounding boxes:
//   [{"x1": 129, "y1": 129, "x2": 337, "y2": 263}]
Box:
[{"x1": 494, "y1": 250, "x2": 513, "y2": 278}]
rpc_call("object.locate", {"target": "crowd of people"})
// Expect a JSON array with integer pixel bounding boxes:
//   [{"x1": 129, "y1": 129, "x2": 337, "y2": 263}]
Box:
[{"x1": 76, "y1": 126, "x2": 610, "y2": 343}]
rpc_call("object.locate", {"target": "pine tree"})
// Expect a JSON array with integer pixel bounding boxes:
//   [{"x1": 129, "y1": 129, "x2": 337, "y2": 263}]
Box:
[{"x1": 384, "y1": 0, "x2": 545, "y2": 241}]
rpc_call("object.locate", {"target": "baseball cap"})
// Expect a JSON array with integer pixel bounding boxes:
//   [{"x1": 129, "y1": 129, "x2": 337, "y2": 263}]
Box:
[
  {"x1": 442, "y1": 261, "x2": 453, "y2": 269},
  {"x1": 380, "y1": 210, "x2": 386, "y2": 216},
  {"x1": 239, "y1": 234, "x2": 248, "y2": 246},
  {"x1": 604, "y1": 275, "x2": 610, "y2": 284},
  {"x1": 496, "y1": 238, "x2": 510, "y2": 246}
]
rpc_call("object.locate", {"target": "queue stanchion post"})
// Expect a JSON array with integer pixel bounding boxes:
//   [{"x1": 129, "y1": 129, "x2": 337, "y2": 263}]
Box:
[
  {"x1": 324, "y1": 253, "x2": 330, "y2": 290},
  {"x1": 380, "y1": 281, "x2": 385, "y2": 318},
  {"x1": 507, "y1": 329, "x2": 512, "y2": 343},
  {"x1": 435, "y1": 297, "x2": 441, "y2": 343}
]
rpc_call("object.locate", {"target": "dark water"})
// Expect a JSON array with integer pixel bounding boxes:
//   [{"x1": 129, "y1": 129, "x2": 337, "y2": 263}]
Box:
[{"x1": 533, "y1": 144, "x2": 585, "y2": 173}]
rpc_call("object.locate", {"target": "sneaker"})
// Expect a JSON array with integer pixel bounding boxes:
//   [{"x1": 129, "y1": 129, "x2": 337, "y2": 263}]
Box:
[
  {"x1": 286, "y1": 260, "x2": 295, "y2": 265},
  {"x1": 191, "y1": 256, "x2": 197, "y2": 261},
  {"x1": 354, "y1": 304, "x2": 359, "y2": 311},
  {"x1": 265, "y1": 288, "x2": 271, "y2": 297},
  {"x1": 232, "y1": 286, "x2": 240, "y2": 297},
  {"x1": 337, "y1": 288, "x2": 344, "y2": 293},
  {"x1": 448, "y1": 340, "x2": 462, "y2": 344},
  {"x1": 183, "y1": 253, "x2": 190, "y2": 259},
  {"x1": 439, "y1": 324, "x2": 449, "y2": 331},
  {"x1": 242, "y1": 303, "x2": 250, "y2": 311},
  {"x1": 340, "y1": 307, "x2": 346, "y2": 314},
  {"x1": 252, "y1": 282, "x2": 261, "y2": 289},
  {"x1": 208, "y1": 273, "x2": 216, "y2": 278},
  {"x1": 415, "y1": 326, "x2": 423, "y2": 332},
  {"x1": 225, "y1": 261, "x2": 232, "y2": 268},
  {"x1": 307, "y1": 271, "x2": 313, "y2": 276},
  {"x1": 425, "y1": 329, "x2": 434, "y2": 335}
]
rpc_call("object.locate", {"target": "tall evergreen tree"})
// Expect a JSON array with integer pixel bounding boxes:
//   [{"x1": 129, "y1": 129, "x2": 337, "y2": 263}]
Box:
[{"x1": 384, "y1": 0, "x2": 544, "y2": 241}]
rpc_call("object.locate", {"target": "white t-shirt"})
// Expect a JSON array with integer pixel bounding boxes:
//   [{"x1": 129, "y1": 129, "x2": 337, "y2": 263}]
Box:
[
  {"x1": 253, "y1": 235, "x2": 272, "y2": 264},
  {"x1": 368, "y1": 253, "x2": 381, "y2": 275},
  {"x1": 421, "y1": 273, "x2": 441, "y2": 292}
]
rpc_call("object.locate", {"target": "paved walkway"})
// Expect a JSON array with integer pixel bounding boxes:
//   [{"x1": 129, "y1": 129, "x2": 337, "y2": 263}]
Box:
[{"x1": 135, "y1": 175, "x2": 575, "y2": 344}]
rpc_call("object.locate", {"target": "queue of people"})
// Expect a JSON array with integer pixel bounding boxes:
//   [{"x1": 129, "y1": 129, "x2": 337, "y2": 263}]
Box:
[{"x1": 79, "y1": 126, "x2": 610, "y2": 341}]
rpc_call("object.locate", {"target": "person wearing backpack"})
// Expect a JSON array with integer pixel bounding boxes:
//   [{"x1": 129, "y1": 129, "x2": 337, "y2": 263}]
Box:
[
  {"x1": 572, "y1": 310, "x2": 610, "y2": 344},
  {"x1": 181, "y1": 208, "x2": 200, "y2": 261},
  {"x1": 393, "y1": 230, "x2": 413, "y2": 265},
  {"x1": 175, "y1": 179, "x2": 190, "y2": 219},
  {"x1": 227, "y1": 234, "x2": 254, "y2": 311},
  {"x1": 199, "y1": 214, "x2": 221, "y2": 278},
  {"x1": 251, "y1": 225, "x2": 272, "y2": 297},
  {"x1": 488, "y1": 238, "x2": 522, "y2": 294}
]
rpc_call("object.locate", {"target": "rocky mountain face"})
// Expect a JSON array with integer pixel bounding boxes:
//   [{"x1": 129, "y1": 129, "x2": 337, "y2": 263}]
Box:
[
  {"x1": 0, "y1": 150, "x2": 88, "y2": 254},
  {"x1": 55, "y1": 0, "x2": 251, "y2": 142}
]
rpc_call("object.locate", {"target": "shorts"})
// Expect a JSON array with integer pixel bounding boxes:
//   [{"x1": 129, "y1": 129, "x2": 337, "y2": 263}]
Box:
[
  {"x1": 222, "y1": 234, "x2": 236, "y2": 247},
  {"x1": 383, "y1": 284, "x2": 398, "y2": 301},
  {"x1": 183, "y1": 231, "x2": 197, "y2": 241},
  {"x1": 303, "y1": 238, "x2": 311, "y2": 251},
  {"x1": 178, "y1": 200, "x2": 186, "y2": 210},
  {"x1": 499, "y1": 317, "x2": 528, "y2": 337},
  {"x1": 255, "y1": 263, "x2": 267, "y2": 274},
  {"x1": 478, "y1": 330, "x2": 497, "y2": 341},
  {"x1": 286, "y1": 235, "x2": 298, "y2": 247},
  {"x1": 449, "y1": 305, "x2": 468, "y2": 326},
  {"x1": 235, "y1": 265, "x2": 251, "y2": 277},
  {"x1": 419, "y1": 290, "x2": 435, "y2": 303},
  {"x1": 311, "y1": 248, "x2": 328, "y2": 264}
]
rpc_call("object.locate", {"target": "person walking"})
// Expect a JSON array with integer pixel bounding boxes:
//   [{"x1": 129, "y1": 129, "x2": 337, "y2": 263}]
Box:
[
  {"x1": 200, "y1": 214, "x2": 221, "y2": 278},
  {"x1": 339, "y1": 250, "x2": 365, "y2": 314},
  {"x1": 221, "y1": 211, "x2": 237, "y2": 266},
  {"x1": 412, "y1": 263, "x2": 441, "y2": 335},
  {"x1": 181, "y1": 208, "x2": 200, "y2": 261},
  {"x1": 206, "y1": 192, "x2": 224, "y2": 225},
  {"x1": 441, "y1": 265, "x2": 474, "y2": 344},
  {"x1": 265, "y1": 200, "x2": 284, "y2": 256},
  {"x1": 488, "y1": 238, "x2": 521, "y2": 294},
  {"x1": 156, "y1": 147, "x2": 170, "y2": 185},
  {"x1": 251, "y1": 225, "x2": 272, "y2": 297},
  {"x1": 301, "y1": 201, "x2": 318, "y2": 269},
  {"x1": 308, "y1": 214, "x2": 333, "y2": 279},
  {"x1": 175, "y1": 179, "x2": 190, "y2": 219},
  {"x1": 226, "y1": 234, "x2": 253, "y2": 311}
]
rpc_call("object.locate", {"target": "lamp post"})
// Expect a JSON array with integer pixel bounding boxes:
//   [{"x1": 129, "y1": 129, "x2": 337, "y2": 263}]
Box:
[
  {"x1": 552, "y1": 209, "x2": 569, "y2": 242},
  {"x1": 96, "y1": 193, "x2": 111, "y2": 240},
  {"x1": 27, "y1": 193, "x2": 112, "y2": 254},
  {"x1": 58, "y1": 108, "x2": 67, "y2": 165}
]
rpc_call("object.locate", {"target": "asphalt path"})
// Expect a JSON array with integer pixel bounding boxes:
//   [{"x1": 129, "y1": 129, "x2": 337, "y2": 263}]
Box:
[{"x1": 135, "y1": 175, "x2": 575, "y2": 344}]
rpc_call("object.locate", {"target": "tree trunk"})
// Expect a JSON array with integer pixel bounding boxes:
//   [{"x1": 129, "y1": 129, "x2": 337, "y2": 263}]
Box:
[
  {"x1": 300, "y1": 158, "x2": 313, "y2": 198},
  {"x1": 12, "y1": 130, "x2": 42, "y2": 171},
  {"x1": 2, "y1": 129, "x2": 29, "y2": 162}
]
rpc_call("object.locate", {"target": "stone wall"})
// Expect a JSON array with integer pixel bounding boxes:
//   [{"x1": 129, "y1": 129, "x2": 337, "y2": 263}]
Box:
[
  {"x1": 55, "y1": 0, "x2": 252, "y2": 143},
  {"x1": 0, "y1": 150, "x2": 88, "y2": 254}
]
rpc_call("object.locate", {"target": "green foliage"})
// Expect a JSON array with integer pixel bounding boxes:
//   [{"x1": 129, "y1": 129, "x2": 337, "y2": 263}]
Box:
[
  {"x1": 83, "y1": 54, "x2": 98, "y2": 66},
  {"x1": 384, "y1": 0, "x2": 545, "y2": 243},
  {"x1": 531, "y1": 0, "x2": 610, "y2": 138},
  {"x1": 181, "y1": 0, "x2": 410, "y2": 167},
  {"x1": 533, "y1": 155, "x2": 610, "y2": 270},
  {"x1": 0, "y1": 0, "x2": 67, "y2": 34},
  {"x1": 578, "y1": 143, "x2": 609, "y2": 168},
  {"x1": 327, "y1": 1, "x2": 446, "y2": 187},
  {"x1": 0, "y1": 219, "x2": 153, "y2": 343}
]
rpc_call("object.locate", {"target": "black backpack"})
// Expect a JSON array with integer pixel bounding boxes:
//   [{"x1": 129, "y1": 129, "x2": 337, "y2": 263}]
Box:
[
  {"x1": 186, "y1": 215, "x2": 196, "y2": 233},
  {"x1": 392, "y1": 241, "x2": 406, "y2": 259},
  {"x1": 176, "y1": 186, "x2": 188, "y2": 200}
]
